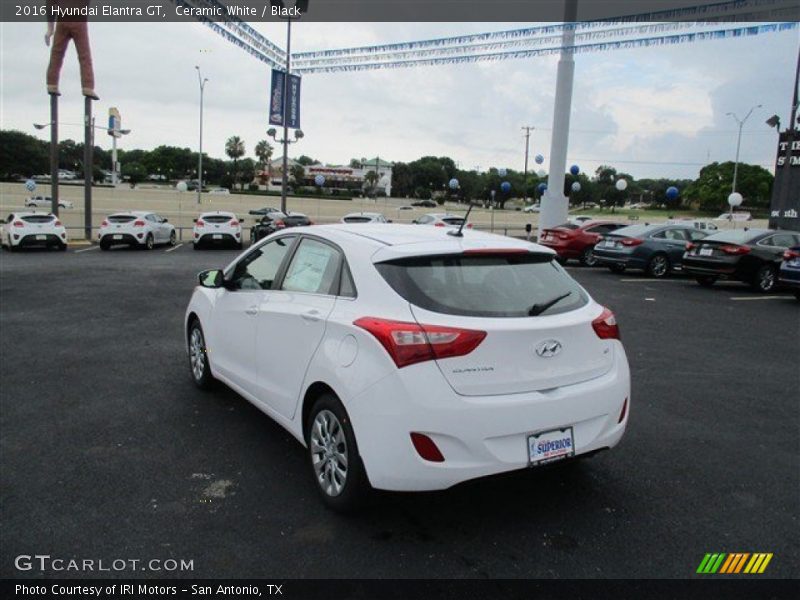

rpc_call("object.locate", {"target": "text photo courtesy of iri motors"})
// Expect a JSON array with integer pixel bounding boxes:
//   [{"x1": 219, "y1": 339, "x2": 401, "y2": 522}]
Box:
[{"x1": 0, "y1": 0, "x2": 798, "y2": 598}]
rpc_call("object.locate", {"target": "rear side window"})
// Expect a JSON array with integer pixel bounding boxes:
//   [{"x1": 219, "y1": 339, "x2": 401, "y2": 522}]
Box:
[
  {"x1": 21, "y1": 215, "x2": 55, "y2": 223},
  {"x1": 376, "y1": 253, "x2": 588, "y2": 318},
  {"x1": 109, "y1": 215, "x2": 136, "y2": 223},
  {"x1": 281, "y1": 238, "x2": 342, "y2": 295}
]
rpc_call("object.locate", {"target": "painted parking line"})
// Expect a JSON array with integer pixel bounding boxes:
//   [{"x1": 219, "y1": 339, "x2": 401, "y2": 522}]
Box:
[
  {"x1": 619, "y1": 278, "x2": 682, "y2": 283},
  {"x1": 165, "y1": 243, "x2": 184, "y2": 253},
  {"x1": 74, "y1": 246, "x2": 99, "y2": 253},
  {"x1": 729, "y1": 296, "x2": 794, "y2": 301}
]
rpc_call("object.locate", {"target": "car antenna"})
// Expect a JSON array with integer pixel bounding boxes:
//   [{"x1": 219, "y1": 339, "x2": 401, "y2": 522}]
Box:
[{"x1": 448, "y1": 203, "x2": 474, "y2": 238}]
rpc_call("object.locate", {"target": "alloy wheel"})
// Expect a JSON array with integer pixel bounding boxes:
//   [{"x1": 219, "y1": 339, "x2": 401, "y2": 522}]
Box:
[
  {"x1": 650, "y1": 255, "x2": 668, "y2": 277},
  {"x1": 758, "y1": 267, "x2": 775, "y2": 292},
  {"x1": 189, "y1": 327, "x2": 206, "y2": 382},
  {"x1": 310, "y1": 409, "x2": 349, "y2": 497}
]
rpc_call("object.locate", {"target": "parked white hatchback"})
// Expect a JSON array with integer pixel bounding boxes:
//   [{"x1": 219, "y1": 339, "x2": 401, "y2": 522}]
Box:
[
  {"x1": 98, "y1": 211, "x2": 176, "y2": 250},
  {"x1": 193, "y1": 211, "x2": 243, "y2": 249},
  {"x1": 341, "y1": 212, "x2": 388, "y2": 224},
  {"x1": 185, "y1": 224, "x2": 630, "y2": 510},
  {"x1": 1, "y1": 211, "x2": 68, "y2": 251},
  {"x1": 25, "y1": 195, "x2": 74, "y2": 209}
]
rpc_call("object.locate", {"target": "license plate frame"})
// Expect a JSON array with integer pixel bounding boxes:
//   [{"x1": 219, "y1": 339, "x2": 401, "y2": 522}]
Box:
[
  {"x1": 113, "y1": 234, "x2": 123, "y2": 240},
  {"x1": 699, "y1": 247, "x2": 713, "y2": 256},
  {"x1": 528, "y1": 427, "x2": 575, "y2": 466},
  {"x1": 212, "y1": 234, "x2": 222, "y2": 240},
  {"x1": 35, "y1": 234, "x2": 47, "y2": 240}
]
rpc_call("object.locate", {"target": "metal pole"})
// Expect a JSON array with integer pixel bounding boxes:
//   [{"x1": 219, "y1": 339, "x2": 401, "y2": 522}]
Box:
[
  {"x1": 111, "y1": 135, "x2": 118, "y2": 186},
  {"x1": 49, "y1": 94, "x2": 59, "y2": 217},
  {"x1": 522, "y1": 126, "x2": 533, "y2": 204},
  {"x1": 540, "y1": 0, "x2": 578, "y2": 231},
  {"x1": 197, "y1": 72, "x2": 205, "y2": 205},
  {"x1": 732, "y1": 120, "x2": 743, "y2": 194},
  {"x1": 280, "y1": 19, "x2": 292, "y2": 214},
  {"x1": 84, "y1": 97, "x2": 93, "y2": 240}
]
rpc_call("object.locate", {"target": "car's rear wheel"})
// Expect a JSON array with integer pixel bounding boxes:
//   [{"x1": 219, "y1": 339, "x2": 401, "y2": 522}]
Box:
[
  {"x1": 188, "y1": 320, "x2": 213, "y2": 389},
  {"x1": 580, "y1": 246, "x2": 597, "y2": 267},
  {"x1": 751, "y1": 264, "x2": 776, "y2": 293},
  {"x1": 144, "y1": 234, "x2": 154, "y2": 250},
  {"x1": 608, "y1": 264, "x2": 625, "y2": 273},
  {"x1": 99, "y1": 239, "x2": 110, "y2": 250},
  {"x1": 58, "y1": 243, "x2": 67, "y2": 251},
  {"x1": 306, "y1": 394, "x2": 371, "y2": 512},
  {"x1": 647, "y1": 253, "x2": 670, "y2": 278},
  {"x1": 695, "y1": 275, "x2": 717, "y2": 287}
]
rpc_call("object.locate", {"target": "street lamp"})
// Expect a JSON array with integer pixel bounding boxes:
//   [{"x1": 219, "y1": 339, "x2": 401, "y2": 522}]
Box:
[
  {"x1": 726, "y1": 104, "x2": 762, "y2": 194},
  {"x1": 195, "y1": 66, "x2": 209, "y2": 205},
  {"x1": 267, "y1": 127, "x2": 305, "y2": 209}
]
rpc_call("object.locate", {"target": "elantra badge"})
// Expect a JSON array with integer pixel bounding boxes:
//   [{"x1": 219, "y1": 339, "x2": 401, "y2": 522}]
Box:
[{"x1": 535, "y1": 340, "x2": 562, "y2": 358}]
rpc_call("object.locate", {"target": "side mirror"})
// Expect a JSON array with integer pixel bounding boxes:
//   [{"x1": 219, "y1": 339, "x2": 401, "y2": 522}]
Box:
[
  {"x1": 0, "y1": 219, "x2": 5, "y2": 225},
  {"x1": 162, "y1": 218, "x2": 169, "y2": 223},
  {"x1": 198, "y1": 269, "x2": 224, "y2": 289}
]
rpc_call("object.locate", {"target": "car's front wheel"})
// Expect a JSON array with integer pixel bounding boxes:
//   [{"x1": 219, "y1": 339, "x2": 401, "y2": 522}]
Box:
[
  {"x1": 188, "y1": 320, "x2": 213, "y2": 389},
  {"x1": 751, "y1": 264, "x2": 777, "y2": 293},
  {"x1": 647, "y1": 253, "x2": 670, "y2": 278},
  {"x1": 306, "y1": 394, "x2": 371, "y2": 512}
]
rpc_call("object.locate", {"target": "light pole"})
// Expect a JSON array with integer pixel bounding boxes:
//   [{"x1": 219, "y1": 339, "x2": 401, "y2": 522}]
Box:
[
  {"x1": 726, "y1": 103, "x2": 762, "y2": 194},
  {"x1": 268, "y1": 127, "x2": 304, "y2": 211},
  {"x1": 521, "y1": 125, "x2": 534, "y2": 204},
  {"x1": 110, "y1": 128, "x2": 131, "y2": 186},
  {"x1": 195, "y1": 66, "x2": 208, "y2": 205}
]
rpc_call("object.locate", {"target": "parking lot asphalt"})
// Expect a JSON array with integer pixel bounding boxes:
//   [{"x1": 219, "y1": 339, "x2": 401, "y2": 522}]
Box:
[{"x1": 1, "y1": 244, "x2": 798, "y2": 579}]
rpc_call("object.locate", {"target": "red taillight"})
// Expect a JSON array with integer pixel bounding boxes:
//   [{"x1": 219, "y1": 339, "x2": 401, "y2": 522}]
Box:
[
  {"x1": 434, "y1": 222, "x2": 445, "y2": 227},
  {"x1": 101, "y1": 220, "x2": 109, "y2": 227},
  {"x1": 196, "y1": 219, "x2": 205, "y2": 227},
  {"x1": 354, "y1": 317, "x2": 486, "y2": 368},
  {"x1": 685, "y1": 242, "x2": 695, "y2": 251},
  {"x1": 618, "y1": 398, "x2": 628, "y2": 423},
  {"x1": 466, "y1": 223, "x2": 473, "y2": 229},
  {"x1": 54, "y1": 220, "x2": 62, "y2": 227},
  {"x1": 784, "y1": 249, "x2": 800, "y2": 260},
  {"x1": 274, "y1": 219, "x2": 285, "y2": 228},
  {"x1": 621, "y1": 238, "x2": 643, "y2": 247},
  {"x1": 592, "y1": 307, "x2": 620, "y2": 340},
  {"x1": 719, "y1": 244, "x2": 750, "y2": 255},
  {"x1": 13, "y1": 221, "x2": 24, "y2": 227},
  {"x1": 230, "y1": 219, "x2": 239, "y2": 227},
  {"x1": 410, "y1": 432, "x2": 445, "y2": 462},
  {"x1": 133, "y1": 220, "x2": 145, "y2": 227}
]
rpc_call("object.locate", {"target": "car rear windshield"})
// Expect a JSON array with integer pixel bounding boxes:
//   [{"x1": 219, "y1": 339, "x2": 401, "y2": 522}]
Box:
[
  {"x1": 285, "y1": 216, "x2": 310, "y2": 225},
  {"x1": 705, "y1": 229, "x2": 766, "y2": 244},
  {"x1": 21, "y1": 215, "x2": 55, "y2": 223},
  {"x1": 203, "y1": 215, "x2": 233, "y2": 223},
  {"x1": 376, "y1": 253, "x2": 588, "y2": 318},
  {"x1": 441, "y1": 217, "x2": 465, "y2": 226},
  {"x1": 109, "y1": 215, "x2": 136, "y2": 223},
  {"x1": 608, "y1": 224, "x2": 653, "y2": 238},
  {"x1": 343, "y1": 216, "x2": 372, "y2": 223},
  {"x1": 554, "y1": 223, "x2": 580, "y2": 230}
]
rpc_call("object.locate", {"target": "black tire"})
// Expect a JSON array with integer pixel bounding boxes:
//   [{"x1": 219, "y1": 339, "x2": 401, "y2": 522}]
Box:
[
  {"x1": 7, "y1": 243, "x2": 17, "y2": 253},
  {"x1": 99, "y1": 239, "x2": 110, "y2": 251},
  {"x1": 579, "y1": 245, "x2": 598, "y2": 267},
  {"x1": 193, "y1": 242, "x2": 201, "y2": 251},
  {"x1": 647, "y1": 253, "x2": 670, "y2": 278},
  {"x1": 306, "y1": 393, "x2": 371, "y2": 513},
  {"x1": 608, "y1": 264, "x2": 625, "y2": 273},
  {"x1": 58, "y1": 243, "x2": 67, "y2": 252},
  {"x1": 187, "y1": 320, "x2": 214, "y2": 389},
  {"x1": 695, "y1": 275, "x2": 717, "y2": 287},
  {"x1": 751, "y1": 264, "x2": 777, "y2": 293},
  {"x1": 168, "y1": 231, "x2": 177, "y2": 246},
  {"x1": 144, "y1": 234, "x2": 154, "y2": 250}
]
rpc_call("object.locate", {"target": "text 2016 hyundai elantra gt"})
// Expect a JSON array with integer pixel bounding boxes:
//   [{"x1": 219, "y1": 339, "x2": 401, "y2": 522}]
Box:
[{"x1": 185, "y1": 224, "x2": 630, "y2": 511}]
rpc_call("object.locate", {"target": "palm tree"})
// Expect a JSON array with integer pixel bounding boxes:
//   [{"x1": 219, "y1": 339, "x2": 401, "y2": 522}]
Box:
[
  {"x1": 364, "y1": 170, "x2": 379, "y2": 197},
  {"x1": 254, "y1": 140, "x2": 273, "y2": 182},
  {"x1": 225, "y1": 136, "x2": 245, "y2": 190}
]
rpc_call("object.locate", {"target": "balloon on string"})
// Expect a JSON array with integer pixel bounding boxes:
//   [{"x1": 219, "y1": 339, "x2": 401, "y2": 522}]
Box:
[
  {"x1": 314, "y1": 174, "x2": 326, "y2": 186},
  {"x1": 571, "y1": 182, "x2": 582, "y2": 193},
  {"x1": 615, "y1": 179, "x2": 628, "y2": 191},
  {"x1": 497, "y1": 168, "x2": 507, "y2": 177},
  {"x1": 448, "y1": 178, "x2": 459, "y2": 190},
  {"x1": 500, "y1": 181, "x2": 511, "y2": 193},
  {"x1": 537, "y1": 183, "x2": 547, "y2": 194},
  {"x1": 727, "y1": 192, "x2": 743, "y2": 207},
  {"x1": 570, "y1": 165, "x2": 580, "y2": 176},
  {"x1": 176, "y1": 181, "x2": 188, "y2": 192},
  {"x1": 535, "y1": 155, "x2": 544, "y2": 164},
  {"x1": 25, "y1": 179, "x2": 36, "y2": 192},
  {"x1": 665, "y1": 186, "x2": 679, "y2": 200}
]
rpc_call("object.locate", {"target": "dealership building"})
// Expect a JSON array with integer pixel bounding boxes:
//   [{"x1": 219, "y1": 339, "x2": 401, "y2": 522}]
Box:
[{"x1": 262, "y1": 157, "x2": 393, "y2": 196}]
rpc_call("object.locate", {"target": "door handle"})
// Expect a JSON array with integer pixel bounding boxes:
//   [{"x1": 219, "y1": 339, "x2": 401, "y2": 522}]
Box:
[
  {"x1": 245, "y1": 306, "x2": 258, "y2": 315},
  {"x1": 301, "y1": 309, "x2": 321, "y2": 322}
]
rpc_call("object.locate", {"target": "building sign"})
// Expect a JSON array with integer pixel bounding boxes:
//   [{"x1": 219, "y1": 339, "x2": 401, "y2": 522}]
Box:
[
  {"x1": 769, "y1": 130, "x2": 800, "y2": 229},
  {"x1": 108, "y1": 107, "x2": 121, "y2": 138},
  {"x1": 269, "y1": 69, "x2": 301, "y2": 129}
]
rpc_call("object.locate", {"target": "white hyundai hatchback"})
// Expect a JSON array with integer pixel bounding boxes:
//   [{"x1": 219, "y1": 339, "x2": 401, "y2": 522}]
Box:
[
  {"x1": 1, "y1": 212, "x2": 68, "y2": 251},
  {"x1": 185, "y1": 224, "x2": 630, "y2": 510},
  {"x1": 98, "y1": 211, "x2": 176, "y2": 250},
  {"x1": 193, "y1": 211, "x2": 243, "y2": 249}
]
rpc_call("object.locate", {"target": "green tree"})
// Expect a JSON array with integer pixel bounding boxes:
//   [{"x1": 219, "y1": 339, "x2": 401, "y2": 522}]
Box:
[
  {"x1": 123, "y1": 162, "x2": 147, "y2": 188},
  {"x1": 295, "y1": 155, "x2": 318, "y2": 166},
  {"x1": 685, "y1": 162, "x2": 773, "y2": 212},
  {"x1": 364, "y1": 170, "x2": 379, "y2": 196},
  {"x1": 290, "y1": 164, "x2": 306, "y2": 187},
  {"x1": 0, "y1": 130, "x2": 49, "y2": 178},
  {"x1": 254, "y1": 140, "x2": 273, "y2": 179},
  {"x1": 224, "y1": 136, "x2": 245, "y2": 190}
]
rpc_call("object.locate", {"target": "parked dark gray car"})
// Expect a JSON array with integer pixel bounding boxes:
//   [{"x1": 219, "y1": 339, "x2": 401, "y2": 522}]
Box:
[{"x1": 592, "y1": 223, "x2": 708, "y2": 278}]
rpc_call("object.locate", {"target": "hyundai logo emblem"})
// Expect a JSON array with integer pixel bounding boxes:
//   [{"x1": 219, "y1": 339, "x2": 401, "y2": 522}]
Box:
[{"x1": 535, "y1": 340, "x2": 562, "y2": 358}]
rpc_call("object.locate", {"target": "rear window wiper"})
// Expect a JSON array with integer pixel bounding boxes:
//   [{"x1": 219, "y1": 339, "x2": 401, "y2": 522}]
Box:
[{"x1": 528, "y1": 291, "x2": 572, "y2": 316}]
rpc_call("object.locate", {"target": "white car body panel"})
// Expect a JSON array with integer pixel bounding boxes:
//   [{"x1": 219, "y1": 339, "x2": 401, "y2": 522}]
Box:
[
  {"x1": 185, "y1": 224, "x2": 630, "y2": 491},
  {"x1": 1, "y1": 212, "x2": 67, "y2": 248},
  {"x1": 98, "y1": 211, "x2": 175, "y2": 247},
  {"x1": 193, "y1": 211, "x2": 242, "y2": 247}
]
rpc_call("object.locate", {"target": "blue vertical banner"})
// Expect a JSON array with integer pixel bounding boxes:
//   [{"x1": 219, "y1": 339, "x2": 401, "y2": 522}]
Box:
[{"x1": 269, "y1": 69, "x2": 301, "y2": 128}]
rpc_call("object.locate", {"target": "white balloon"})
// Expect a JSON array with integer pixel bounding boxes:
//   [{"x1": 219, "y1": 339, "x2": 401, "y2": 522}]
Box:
[
  {"x1": 571, "y1": 182, "x2": 581, "y2": 193},
  {"x1": 727, "y1": 192, "x2": 743, "y2": 207},
  {"x1": 615, "y1": 179, "x2": 628, "y2": 191},
  {"x1": 176, "y1": 181, "x2": 188, "y2": 192}
]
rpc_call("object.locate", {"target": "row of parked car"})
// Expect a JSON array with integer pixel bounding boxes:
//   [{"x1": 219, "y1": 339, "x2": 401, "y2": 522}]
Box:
[{"x1": 537, "y1": 218, "x2": 800, "y2": 298}]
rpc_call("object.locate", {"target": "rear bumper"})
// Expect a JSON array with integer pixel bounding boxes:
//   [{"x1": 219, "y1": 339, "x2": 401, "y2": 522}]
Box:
[
  {"x1": 99, "y1": 233, "x2": 144, "y2": 246},
  {"x1": 195, "y1": 232, "x2": 240, "y2": 246},
  {"x1": 682, "y1": 256, "x2": 741, "y2": 278},
  {"x1": 347, "y1": 344, "x2": 630, "y2": 491},
  {"x1": 592, "y1": 249, "x2": 646, "y2": 270},
  {"x1": 778, "y1": 267, "x2": 800, "y2": 288},
  {"x1": 539, "y1": 241, "x2": 583, "y2": 259},
  {"x1": 14, "y1": 233, "x2": 65, "y2": 247}
]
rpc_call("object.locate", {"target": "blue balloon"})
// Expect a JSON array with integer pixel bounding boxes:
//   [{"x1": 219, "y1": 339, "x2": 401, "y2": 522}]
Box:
[
  {"x1": 500, "y1": 181, "x2": 511, "y2": 193},
  {"x1": 25, "y1": 179, "x2": 36, "y2": 192},
  {"x1": 498, "y1": 168, "x2": 507, "y2": 177},
  {"x1": 570, "y1": 164, "x2": 580, "y2": 176},
  {"x1": 666, "y1": 186, "x2": 679, "y2": 200},
  {"x1": 314, "y1": 174, "x2": 325, "y2": 186},
  {"x1": 448, "y1": 178, "x2": 459, "y2": 190},
  {"x1": 537, "y1": 183, "x2": 547, "y2": 193},
  {"x1": 535, "y1": 154, "x2": 544, "y2": 164}
]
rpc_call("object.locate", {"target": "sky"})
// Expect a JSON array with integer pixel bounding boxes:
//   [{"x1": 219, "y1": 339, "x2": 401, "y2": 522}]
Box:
[{"x1": 1, "y1": 20, "x2": 797, "y2": 180}]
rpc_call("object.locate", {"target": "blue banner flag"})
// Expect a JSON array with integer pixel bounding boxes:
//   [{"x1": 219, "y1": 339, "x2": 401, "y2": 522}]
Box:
[{"x1": 269, "y1": 69, "x2": 301, "y2": 128}]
